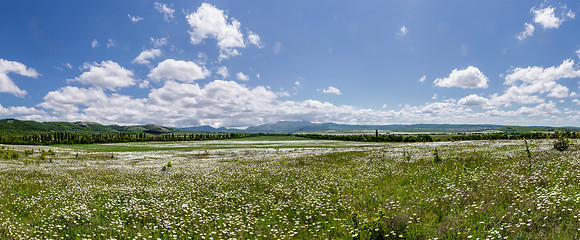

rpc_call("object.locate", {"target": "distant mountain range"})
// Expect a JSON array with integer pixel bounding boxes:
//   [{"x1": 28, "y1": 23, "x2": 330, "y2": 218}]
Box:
[
  {"x1": 1, "y1": 118, "x2": 578, "y2": 134},
  {"x1": 182, "y1": 121, "x2": 579, "y2": 133},
  {"x1": 0, "y1": 119, "x2": 176, "y2": 134},
  {"x1": 243, "y1": 121, "x2": 503, "y2": 133}
]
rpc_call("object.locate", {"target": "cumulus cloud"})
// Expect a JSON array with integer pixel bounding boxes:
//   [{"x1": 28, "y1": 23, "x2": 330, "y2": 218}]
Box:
[
  {"x1": 128, "y1": 14, "x2": 143, "y2": 23},
  {"x1": 154, "y1": 2, "x2": 174, "y2": 22},
  {"x1": 91, "y1": 39, "x2": 98, "y2": 48},
  {"x1": 323, "y1": 86, "x2": 342, "y2": 95},
  {"x1": 132, "y1": 49, "x2": 162, "y2": 65},
  {"x1": 148, "y1": 59, "x2": 210, "y2": 82},
  {"x1": 69, "y1": 61, "x2": 136, "y2": 90},
  {"x1": 0, "y1": 104, "x2": 43, "y2": 117},
  {"x1": 458, "y1": 94, "x2": 489, "y2": 106},
  {"x1": 434, "y1": 66, "x2": 488, "y2": 89},
  {"x1": 186, "y1": 3, "x2": 259, "y2": 60},
  {"x1": 491, "y1": 59, "x2": 580, "y2": 106},
  {"x1": 532, "y1": 6, "x2": 574, "y2": 29},
  {"x1": 0, "y1": 59, "x2": 40, "y2": 97},
  {"x1": 216, "y1": 66, "x2": 228, "y2": 79},
  {"x1": 39, "y1": 86, "x2": 107, "y2": 114},
  {"x1": 236, "y1": 72, "x2": 249, "y2": 81},
  {"x1": 517, "y1": 5, "x2": 574, "y2": 40},
  {"x1": 247, "y1": 31, "x2": 263, "y2": 48},
  {"x1": 517, "y1": 23, "x2": 535, "y2": 40},
  {"x1": 31, "y1": 77, "x2": 571, "y2": 127},
  {"x1": 491, "y1": 102, "x2": 560, "y2": 117}
]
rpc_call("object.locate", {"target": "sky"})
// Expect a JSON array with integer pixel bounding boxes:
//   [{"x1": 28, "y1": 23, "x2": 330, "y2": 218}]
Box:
[{"x1": 1, "y1": 0, "x2": 580, "y2": 128}]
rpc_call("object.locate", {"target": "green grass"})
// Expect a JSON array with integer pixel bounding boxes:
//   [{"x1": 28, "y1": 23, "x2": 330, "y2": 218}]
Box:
[
  {"x1": 224, "y1": 135, "x2": 309, "y2": 141},
  {"x1": 1, "y1": 139, "x2": 579, "y2": 239},
  {"x1": 54, "y1": 138, "x2": 383, "y2": 152}
]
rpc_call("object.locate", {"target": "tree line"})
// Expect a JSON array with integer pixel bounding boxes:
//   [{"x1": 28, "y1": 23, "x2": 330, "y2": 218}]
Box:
[
  {"x1": 0, "y1": 132, "x2": 258, "y2": 145},
  {"x1": 295, "y1": 133, "x2": 435, "y2": 142},
  {"x1": 296, "y1": 131, "x2": 578, "y2": 143}
]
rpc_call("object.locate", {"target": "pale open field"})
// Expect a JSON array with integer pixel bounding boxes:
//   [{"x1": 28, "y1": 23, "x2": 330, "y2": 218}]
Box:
[{"x1": 1, "y1": 137, "x2": 579, "y2": 239}]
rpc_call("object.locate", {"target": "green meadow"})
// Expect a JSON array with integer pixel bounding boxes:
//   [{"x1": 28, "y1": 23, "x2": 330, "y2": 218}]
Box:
[{"x1": 0, "y1": 138, "x2": 579, "y2": 239}]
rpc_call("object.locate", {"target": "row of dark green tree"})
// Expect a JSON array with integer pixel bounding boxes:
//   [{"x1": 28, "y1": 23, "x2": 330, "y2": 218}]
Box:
[
  {"x1": 0, "y1": 132, "x2": 258, "y2": 145},
  {"x1": 296, "y1": 131, "x2": 578, "y2": 143},
  {"x1": 296, "y1": 133, "x2": 435, "y2": 142},
  {"x1": 448, "y1": 131, "x2": 579, "y2": 141}
]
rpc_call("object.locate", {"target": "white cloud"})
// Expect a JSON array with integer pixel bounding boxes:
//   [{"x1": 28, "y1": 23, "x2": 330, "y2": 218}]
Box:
[
  {"x1": 547, "y1": 84, "x2": 569, "y2": 98},
  {"x1": 398, "y1": 26, "x2": 408, "y2": 36},
  {"x1": 151, "y1": 37, "x2": 168, "y2": 47},
  {"x1": 516, "y1": 102, "x2": 560, "y2": 117},
  {"x1": 256, "y1": 73, "x2": 261, "y2": 79},
  {"x1": 576, "y1": 49, "x2": 580, "y2": 60},
  {"x1": 418, "y1": 75, "x2": 426, "y2": 83},
  {"x1": 132, "y1": 49, "x2": 162, "y2": 65},
  {"x1": 139, "y1": 80, "x2": 151, "y2": 89},
  {"x1": 69, "y1": 61, "x2": 136, "y2": 90},
  {"x1": 431, "y1": 93, "x2": 438, "y2": 100},
  {"x1": 64, "y1": 62, "x2": 73, "y2": 69},
  {"x1": 236, "y1": 72, "x2": 249, "y2": 81},
  {"x1": 154, "y1": 2, "x2": 174, "y2": 22},
  {"x1": 532, "y1": 6, "x2": 574, "y2": 29},
  {"x1": 216, "y1": 66, "x2": 229, "y2": 79},
  {"x1": 517, "y1": 23, "x2": 535, "y2": 40},
  {"x1": 0, "y1": 104, "x2": 43, "y2": 117},
  {"x1": 106, "y1": 39, "x2": 116, "y2": 48},
  {"x1": 323, "y1": 86, "x2": 342, "y2": 95},
  {"x1": 0, "y1": 59, "x2": 40, "y2": 97},
  {"x1": 572, "y1": 99, "x2": 580, "y2": 105},
  {"x1": 40, "y1": 86, "x2": 107, "y2": 114},
  {"x1": 491, "y1": 59, "x2": 580, "y2": 106},
  {"x1": 128, "y1": 14, "x2": 143, "y2": 23},
  {"x1": 505, "y1": 59, "x2": 579, "y2": 89},
  {"x1": 247, "y1": 31, "x2": 263, "y2": 48},
  {"x1": 186, "y1": 3, "x2": 252, "y2": 60},
  {"x1": 31, "y1": 77, "x2": 573, "y2": 127},
  {"x1": 91, "y1": 39, "x2": 98, "y2": 48},
  {"x1": 458, "y1": 94, "x2": 489, "y2": 106},
  {"x1": 434, "y1": 66, "x2": 488, "y2": 89},
  {"x1": 148, "y1": 59, "x2": 210, "y2": 82}
]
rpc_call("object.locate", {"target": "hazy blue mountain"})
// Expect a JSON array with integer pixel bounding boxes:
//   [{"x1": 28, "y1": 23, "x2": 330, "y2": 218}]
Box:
[
  {"x1": 2, "y1": 118, "x2": 578, "y2": 134},
  {"x1": 244, "y1": 121, "x2": 504, "y2": 133},
  {"x1": 177, "y1": 125, "x2": 244, "y2": 133}
]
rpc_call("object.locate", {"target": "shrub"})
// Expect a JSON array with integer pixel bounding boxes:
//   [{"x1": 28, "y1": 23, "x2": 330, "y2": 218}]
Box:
[
  {"x1": 553, "y1": 137, "x2": 570, "y2": 151},
  {"x1": 433, "y1": 148, "x2": 442, "y2": 163}
]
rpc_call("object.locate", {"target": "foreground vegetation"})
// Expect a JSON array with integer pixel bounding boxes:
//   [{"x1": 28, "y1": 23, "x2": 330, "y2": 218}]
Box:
[
  {"x1": 0, "y1": 138, "x2": 579, "y2": 239},
  {"x1": 298, "y1": 131, "x2": 579, "y2": 143}
]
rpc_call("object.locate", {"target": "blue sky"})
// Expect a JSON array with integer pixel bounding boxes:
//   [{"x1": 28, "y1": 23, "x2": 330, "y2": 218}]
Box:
[{"x1": 1, "y1": 0, "x2": 579, "y2": 128}]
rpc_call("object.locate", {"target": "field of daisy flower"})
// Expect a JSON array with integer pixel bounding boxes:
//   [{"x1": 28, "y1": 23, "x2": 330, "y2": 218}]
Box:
[{"x1": 0, "y1": 137, "x2": 579, "y2": 239}]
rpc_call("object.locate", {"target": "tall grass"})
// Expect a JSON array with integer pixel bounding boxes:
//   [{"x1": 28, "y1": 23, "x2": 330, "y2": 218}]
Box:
[{"x1": 0, "y1": 139, "x2": 578, "y2": 239}]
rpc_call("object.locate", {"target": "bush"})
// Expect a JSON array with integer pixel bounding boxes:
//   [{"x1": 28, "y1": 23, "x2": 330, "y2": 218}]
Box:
[
  {"x1": 553, "y1": 137, "x2": 570, "y2": 151},
  {"x1": 433, "y1": 148, "x2": 442, "y2": 163}
]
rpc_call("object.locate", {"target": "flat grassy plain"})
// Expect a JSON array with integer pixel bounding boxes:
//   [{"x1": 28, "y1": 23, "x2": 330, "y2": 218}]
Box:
[{"x1": 1, "y1": 138, "x2": 579, "y2": 239}]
